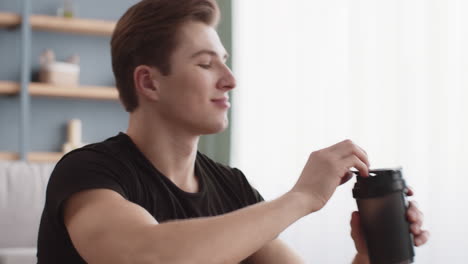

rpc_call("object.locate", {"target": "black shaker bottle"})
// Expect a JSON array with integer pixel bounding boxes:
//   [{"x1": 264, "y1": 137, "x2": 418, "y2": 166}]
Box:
[{"x1": 352, "y1": 168, "x2": 414, "y2": 264}]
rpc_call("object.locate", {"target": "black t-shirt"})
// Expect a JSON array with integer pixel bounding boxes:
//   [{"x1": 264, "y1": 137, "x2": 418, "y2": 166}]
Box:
[{"x1": 37, "y1": 132, "x2": 264, "y2": 263}]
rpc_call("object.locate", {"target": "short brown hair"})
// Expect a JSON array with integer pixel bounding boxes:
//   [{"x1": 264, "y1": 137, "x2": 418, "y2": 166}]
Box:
[{"x1": 111, "y1": 0, "x2": 220, "y2": 112}]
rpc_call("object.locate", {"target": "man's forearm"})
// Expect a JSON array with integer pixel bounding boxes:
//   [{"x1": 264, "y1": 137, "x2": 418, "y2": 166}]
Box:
[
  {"x1": 134, "y1": 191, "x2": 312, "y2": 264},
  {"x1": 245, "y1": 239, "x2": 305, "y2": 264},
  {"x1": 352, "y1": 253, "x2": 370, "y2": 264}
]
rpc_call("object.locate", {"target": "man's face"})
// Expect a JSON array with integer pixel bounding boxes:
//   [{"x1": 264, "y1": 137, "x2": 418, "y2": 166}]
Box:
[{"x1": 155, "y1": 21, "x2": 236, "y2": 135}]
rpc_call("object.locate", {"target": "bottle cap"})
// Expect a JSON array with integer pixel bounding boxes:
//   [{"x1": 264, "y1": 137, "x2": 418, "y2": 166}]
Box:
[{"x1": 352, "y1": 168, "x2": 407, "y2": 199}]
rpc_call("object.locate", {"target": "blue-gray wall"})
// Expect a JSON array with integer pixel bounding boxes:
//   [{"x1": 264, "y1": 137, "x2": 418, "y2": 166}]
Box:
[
  {"x1": 199, "y1": 0, "x2": 232, "y2": 164},
  {"x1": 0, "y1": 0, "x2": 232, "y2": 164}
]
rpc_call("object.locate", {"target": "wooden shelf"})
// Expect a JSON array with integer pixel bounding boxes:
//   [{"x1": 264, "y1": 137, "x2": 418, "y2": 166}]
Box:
[
  {"x1": 0, "y1": 11, "x2": 118, "y2": 163},
  {"x1": 0, "y1": 80, "x2": 19, "y2": 94},
  {"x1": 30, "y1": 14, "x2": 116, "y2": 36},
  {"x1": 0, "y1": 152, "x2": 18, "y2": 160},
  {"x1": 0, "y1": 12, "x2": 21, "y2": 28},
  {"x1": 30, "y1": 82, "x2": 119, "y2": 100},
  {"x1": 0, "y1": 151, "x2": 63, "y2": 162},
  {"x1": 0, "y1": 81, "x2": 119, "y2": 100},
  {"x1": 29, "y1": 152, "x2": 63, "y2": 162},
  {"x1": 0, "y1": 12, "x2": 115, "y2": 36}
]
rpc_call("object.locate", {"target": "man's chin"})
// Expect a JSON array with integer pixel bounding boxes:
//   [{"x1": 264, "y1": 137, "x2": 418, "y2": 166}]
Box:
[{"x1": 199, "y1": 119, "x2": 229, "y2": 135}]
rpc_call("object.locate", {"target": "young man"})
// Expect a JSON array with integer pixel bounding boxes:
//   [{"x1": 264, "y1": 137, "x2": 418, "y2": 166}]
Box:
[{"x1": 37, "y1": 0, "x2": 429, "y2": 263}]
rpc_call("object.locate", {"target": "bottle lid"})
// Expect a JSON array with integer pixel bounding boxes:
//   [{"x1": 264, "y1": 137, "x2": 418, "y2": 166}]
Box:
[{"x1": 352, "y1": 168, "x2": 407, "y2": 199}]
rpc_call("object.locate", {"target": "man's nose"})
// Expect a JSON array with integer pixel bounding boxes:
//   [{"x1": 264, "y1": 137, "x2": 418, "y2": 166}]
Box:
[{"x1": 218, "y1": 66, "x2": 236, "y2": 91}]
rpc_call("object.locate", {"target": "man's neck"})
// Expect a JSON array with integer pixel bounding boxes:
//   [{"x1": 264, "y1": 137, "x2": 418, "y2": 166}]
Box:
[{"x1": 126, "y1": 110, "x2": 200, "y2": 193}]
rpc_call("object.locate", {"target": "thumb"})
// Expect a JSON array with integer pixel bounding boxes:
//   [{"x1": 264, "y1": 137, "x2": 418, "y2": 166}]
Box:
[{"x1": 350, "y1": 211, "x2": 368, "y2": 255}]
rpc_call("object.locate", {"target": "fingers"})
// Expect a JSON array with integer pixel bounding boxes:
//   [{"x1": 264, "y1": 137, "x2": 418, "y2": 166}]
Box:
[
  {"x1": 340, "y1": 140, "x2": 370, "y2": 168},
  {"x1": 350, "y1": 209, "x2": 429, "y2": 250},
  {"x1": 349, "y1": 211, "x2": 361, "y2": 240},
  {"x1": 410, "y1": 223, "x2": 421, "y2": 235},
  {"x1": 350, "y1": 211, "x2": 360, "y2": 237},
  {"x1": 350, "y1": 211, "x2": 360, "y2": 227},
  {"x1": 330, "y1": 139, "x2": 370, "y2": 176},
  {"x1": 406, "y1": 200, "x2": 429, "y2": 246},
  {"x1": 414, "y1": 230, "x2": 430, "y2": 247},
  {"x1": 352, "y1": 201, "x2": 429, "y2": 249},
  {"x1": 407, "y1": 201, "x2": 423, "y2": 226},
  {"x1": 343, "y1": 155, "x2": 369, "y2": 177},
  {"x1": 405, "y1": 186, "x2": 414, "y2": 196},
  {"x1": 355, "y1": 144, "x2": 370, "y2": 166},
  {"x1": 350, "y1": 211, "x2": 368, "y2": 255}
]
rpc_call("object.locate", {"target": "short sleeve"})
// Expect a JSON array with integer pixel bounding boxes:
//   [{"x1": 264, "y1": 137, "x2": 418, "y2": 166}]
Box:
[
  {"x1": 232, "y1": 168, "x2": 264, "y2": 205},
  {"x1": 44, "y1": 149, "x2": 130, "y2": 229}
]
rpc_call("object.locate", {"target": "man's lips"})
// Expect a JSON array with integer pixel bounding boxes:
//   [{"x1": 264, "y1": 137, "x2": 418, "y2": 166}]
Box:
[{"x1": 211, "y1": 97, "x2": 230, "y2": 108}]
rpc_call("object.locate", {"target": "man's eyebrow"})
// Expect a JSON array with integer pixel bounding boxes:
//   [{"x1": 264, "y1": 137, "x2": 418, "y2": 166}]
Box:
[{"x1": 190, "y1": 49, "x2": 229, "y2": 60}]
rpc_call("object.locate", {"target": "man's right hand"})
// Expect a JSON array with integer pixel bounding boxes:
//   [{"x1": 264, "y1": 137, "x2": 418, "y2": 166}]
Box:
[{"x1": 290, "y1": 139, "x2": 370, "y2": 213}]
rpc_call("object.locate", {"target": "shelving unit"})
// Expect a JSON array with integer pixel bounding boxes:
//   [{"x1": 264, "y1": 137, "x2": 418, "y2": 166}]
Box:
[
  {"x1": 31, "y1": 14, "x2": 115, "y2": 36},
  {"x1": 0, "y1": 11, "x2": 115, "y2": 36},
  {"x1": 0, "y1": 81, "x2": 118, "y2": 100},
  {"x1": 0, "y1": 7, "x2": 119, "y2": 161},
  {"x1": 0, "y1": 12, "x2": 20, "y2": 28},
  {"x1": 30, "y1": 83, "x2": 118, "y2": 100},
  {"x1": 0, "y1": 151, "x2": 62, "y2": 162},
  {"x1": 0, "y1": 80, "x2": 18, "y2": 95}
]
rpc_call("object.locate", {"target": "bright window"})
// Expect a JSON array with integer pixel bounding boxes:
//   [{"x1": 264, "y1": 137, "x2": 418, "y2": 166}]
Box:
[{"x1": 232, "y1": 0, "x2": 468, "y2": 262}]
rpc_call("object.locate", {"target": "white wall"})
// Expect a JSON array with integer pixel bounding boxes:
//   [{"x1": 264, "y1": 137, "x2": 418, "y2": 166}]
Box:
[{"x1": 231, "y1": 0, "x2": 468, "y2": 263}]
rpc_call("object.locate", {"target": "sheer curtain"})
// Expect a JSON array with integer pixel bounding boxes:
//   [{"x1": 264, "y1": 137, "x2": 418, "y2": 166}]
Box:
[{"x1": 231, "y1": 0, "x2": 468, "y2": 263}]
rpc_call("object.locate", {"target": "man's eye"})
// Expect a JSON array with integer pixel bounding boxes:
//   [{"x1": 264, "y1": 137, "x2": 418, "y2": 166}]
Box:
[{"x1": 198, "y1": 64, "x2": 212, "y2": 69}]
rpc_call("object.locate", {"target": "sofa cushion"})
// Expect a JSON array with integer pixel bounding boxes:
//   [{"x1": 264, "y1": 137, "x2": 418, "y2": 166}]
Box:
[
  {"x1": 0, "y1": 248, "x2": 37, "y2": 264},
  {"x1": 0, "y1": 161, "x2": 55, "y2": 248}
]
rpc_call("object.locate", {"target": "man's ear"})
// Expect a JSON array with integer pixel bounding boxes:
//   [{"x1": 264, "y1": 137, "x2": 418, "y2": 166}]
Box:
[{"x1": 133, "y1": 65, "x2": 161, "y2": 101}]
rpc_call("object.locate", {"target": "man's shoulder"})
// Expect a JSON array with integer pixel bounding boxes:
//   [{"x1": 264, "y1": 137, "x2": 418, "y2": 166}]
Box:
[
  {"x1": 59, "y1": 133, "x2": 130, "y2": 164},
  {"x1": 48, "y1": 133, "x2": 136, "y2": 182},
  {"x1": 46, "y1": 133, "x2": 134, "y2": 200}
]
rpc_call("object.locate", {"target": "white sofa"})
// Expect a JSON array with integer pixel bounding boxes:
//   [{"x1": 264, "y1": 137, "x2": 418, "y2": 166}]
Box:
[{"x1": 0, "y1": 161, "x2": 56, "y2": 264}]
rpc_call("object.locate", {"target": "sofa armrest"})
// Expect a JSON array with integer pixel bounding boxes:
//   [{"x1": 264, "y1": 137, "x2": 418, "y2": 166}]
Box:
[{"x1": 0, "y1": 248, "x2": 37, "y2": 264}]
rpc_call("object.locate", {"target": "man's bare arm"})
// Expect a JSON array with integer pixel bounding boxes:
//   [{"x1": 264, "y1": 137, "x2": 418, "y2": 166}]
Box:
[
  {"x1": 65, "y1": 140, "x2": 370, "y2": 264},
  {"x1": 65, "y1": 189, "x2": 311, "y2": 264},
  {"x1": 245, "y1": 239, "x2": 304, "y2": 264}
]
